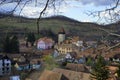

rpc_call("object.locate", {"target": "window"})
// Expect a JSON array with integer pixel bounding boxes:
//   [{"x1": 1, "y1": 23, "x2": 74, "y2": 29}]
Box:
[
  {"x1": 2, "y1": 62, "x2": 4, "y2": 66},
  {"x1": 6, "y1": 68, "x2": 9, "y2": 71},
  {"x1": 2, "y1": 71, "x2": 4, "y2": 74},
  {"x1": 2, "y1": 68, "x2": 4, "y2": 71},
  {"x1": 6, "y1": 63, "x2": 9, "y2": 66}
]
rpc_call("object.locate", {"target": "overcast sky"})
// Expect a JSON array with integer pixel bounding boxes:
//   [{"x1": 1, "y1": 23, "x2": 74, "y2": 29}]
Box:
[{"x1": 0, "y1": 0, "x2": 119, "y2": 24}]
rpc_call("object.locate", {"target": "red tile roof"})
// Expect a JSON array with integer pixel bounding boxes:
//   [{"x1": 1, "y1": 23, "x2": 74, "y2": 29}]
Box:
[
  {"x1": 39, "y1": 70, "x2": 62, "y2": 80},
  {"x1": 37, "y1": 37, "x2": 54, "y2": 44}
]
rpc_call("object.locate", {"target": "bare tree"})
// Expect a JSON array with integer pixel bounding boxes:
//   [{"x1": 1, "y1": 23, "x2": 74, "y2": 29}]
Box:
[
  {"x1": 0, "y1": 0, "x2": 65, "y2": 33},
  {"x1": 87, "y1": 0, "x2": 120, "y2": 23},
  {"x1": 85, "y1": 0, "x2": 120, "y2": 51},
  {"x1": 0, "y1": 0, "x2": 120, "y2": 43}
]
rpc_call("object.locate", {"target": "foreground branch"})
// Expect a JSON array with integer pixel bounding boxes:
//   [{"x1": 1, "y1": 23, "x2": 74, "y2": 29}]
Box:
[
  {"x1": 36, "y1": 0, "x2": 50, "y2": 34},
  {"x1": 98, "y1": 27, "x2": 120, "y2": 51}
]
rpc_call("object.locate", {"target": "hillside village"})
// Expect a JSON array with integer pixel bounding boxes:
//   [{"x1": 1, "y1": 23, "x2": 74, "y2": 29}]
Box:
[{"x1": 0, "y1": 27, "x2": 120, "y2": 80}]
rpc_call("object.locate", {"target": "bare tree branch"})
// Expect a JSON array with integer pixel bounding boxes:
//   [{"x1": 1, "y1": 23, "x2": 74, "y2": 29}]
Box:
[
  {"x1": 99, "y1": 27, "x2": 120, "y2": 37},
  {"x1": 10, "y1": 0, "x2": 22, "y2": 14},
  {"x1": 36, "y1": 0, "x2": 50, "y2": 34},
  {"x1": 98, "y1": 27, "x2": 120, "y2": 51},
  {"x1": 18, "y1": 0, "x2": 31, "y2": 16},
  {"x1": 0, "y1": 0, "x2": 6, "y2": 5},
  {"x1": 87, "y1": 0, "x2": 120, "y2": 23}
]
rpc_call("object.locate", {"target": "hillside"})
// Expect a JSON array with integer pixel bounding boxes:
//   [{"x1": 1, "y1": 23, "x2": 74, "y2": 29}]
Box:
[{"x1": 0, "y1": 15, "x2": 119, "y2": 40}]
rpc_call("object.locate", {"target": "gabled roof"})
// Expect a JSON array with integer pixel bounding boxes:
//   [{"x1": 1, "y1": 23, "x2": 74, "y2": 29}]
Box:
[
  {"x1": 69, "y1": 52, "x2": 77, "y2": 58},
  {"x1": 0, "y1": 55, "x2": 3, "y2": 60},
  {"x1": 65, "y1": 63, "x2": 89, "y2": 73},
  {"x1": 53, "y1": 68, "x2": 90, "y2": 80},
  {"x1": 6, "y1": 54, "x2": 21, "y2": 59},
  {"x1": 39, "y1": 70, "x2": 63, "y2": 80},
  {"x1": 113, "y1": 54, "x2": 120, "y2": 59},
  {"x1": 37, "y1": 37, "x2": 54, "y2": 44},
  {"x1": 16, "y1": 61, "x2": 29, "y2": 66},
  {"x1": 2, "y1": 55, "x2": 10, "y2": 60}
]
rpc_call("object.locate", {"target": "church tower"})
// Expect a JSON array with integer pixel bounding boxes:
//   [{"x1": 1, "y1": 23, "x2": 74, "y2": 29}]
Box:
[{"x1": 58, "y1": 27, "x2": 65, "y2": 43}]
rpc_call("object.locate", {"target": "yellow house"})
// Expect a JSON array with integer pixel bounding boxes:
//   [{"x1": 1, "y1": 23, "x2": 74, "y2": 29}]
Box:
[{"x1": 55, "y1": 43, "x2": 77, "y2": 54}]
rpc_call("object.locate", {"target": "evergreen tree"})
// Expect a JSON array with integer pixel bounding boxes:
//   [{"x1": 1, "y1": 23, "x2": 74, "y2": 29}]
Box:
[
  {"x1": 26, "y1": 32, "x2": 35, "y2": 46},
  {"x1": 90, "y1": 55, "x2": 109, "y2": 80},
  {"x1": 10, "y1": 35, "x2": 19, "y2": 53},
  {"x1": 3, "y1": 35, "x2": 11, "y2": 53},
  {"x1": 3, "y1": 35, "x2": 19, "y2": 53}
]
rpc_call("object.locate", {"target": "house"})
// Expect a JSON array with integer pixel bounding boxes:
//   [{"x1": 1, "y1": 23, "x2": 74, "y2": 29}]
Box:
[
  {"x1": 0, "y1": 55, "x2": 11, "y2": 76},
  {"x1": 55, "y1": 44, "x2": 77, "y2": 54},
  {"x1": 7, "y1": 54, "x2": 26, "y2": 63},
  {"x1": 10, "y1": 75, "x2": 20, "y2": 80},
  {"x1": 86, "y1": 41, "x2": 97, "y2": 47},
  {"x1": 65, "y1": 52, "x2": 77, "y2": 59},
  {"x1": 78, "y1": 56, "x2": 86, "y2": 64},
  {"x1": 14, "y1": 54, "x2": 41, "y2": 71},
  {"x1": 112, "y1": 54, "x2": 120, "y2": 62},
  {"x1": 39, "y1": 70, "x2": 68, "y2": 80},
  {"x1": 65, "y1": 52, "x2": 77, "y2": 63},
  {"x1": 70, "y1": 36, "x2": 84, "y2": 47},
  {"x1": 14, "y1": 61, "x2": 30, "y2": 71},
  {"x1": 6, "y1": 54, "x2": 21, "y2": 62},
  {"x1": 37, "y1": 37, "x2": 54, "y2": 50},
  {"x1": 15, "y1": 61, "x2": 41, "y2": 71},
  {"x1": 53, "y1": 68, "x2": 90, "y2": 80},
  {"x1": 30, "y1": 59, "x2": 41, "y2": 70},
  {"x1": 52, "y1": 49, "x2": 60, "y2": 58}
]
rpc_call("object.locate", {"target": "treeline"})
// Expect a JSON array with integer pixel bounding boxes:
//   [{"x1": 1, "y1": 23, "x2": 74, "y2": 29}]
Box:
[{"x1": 2, "y1": 35, "x2": 19, "y2": 53}]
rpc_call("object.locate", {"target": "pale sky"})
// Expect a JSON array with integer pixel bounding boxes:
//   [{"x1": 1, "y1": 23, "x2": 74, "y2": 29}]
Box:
[{"x1": 0, "y1": 0, "x2": 119, "y2": 24}]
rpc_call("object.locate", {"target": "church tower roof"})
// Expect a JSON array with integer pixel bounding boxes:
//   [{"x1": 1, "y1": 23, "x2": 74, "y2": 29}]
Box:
[{"x1": 58, "y1": 27, "x2": 65, "y2": 34}]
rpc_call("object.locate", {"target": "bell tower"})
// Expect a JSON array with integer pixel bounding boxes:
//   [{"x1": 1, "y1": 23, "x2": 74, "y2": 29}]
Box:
[{"x1": 58, "y1": 27, "x2": 65, "y2": 43}]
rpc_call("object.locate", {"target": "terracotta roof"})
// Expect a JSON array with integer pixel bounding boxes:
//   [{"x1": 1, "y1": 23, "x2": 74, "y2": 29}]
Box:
[
  {"x1": 37, "y1": 37, "x2": 54, "y2": 44},
  {"x1": 39, "y1": 70, "x2": 62, "y2": 80},
  {"x1": 65, "y1": 63, "x2": 89, "y2": 73},
  {"x1": 30, "y1": 59, "x2": 41, "y2": 64},
  {"x1": 71, "y1": 36, "x2": 82, "y2": 42},
  {"x1": 69, "y1": 52, "x2": 77, "y2": 58},
  {"x1": 16, "y1": 61, "x2": 29, "y2": 66},
  {"x1": 53, "y1": 68, "x2": 90, "y2": 80},
  {"x1": 113, "y1": 54, "x2": 120, "y2": 59},
  {"x1": 77, "y1": 48, "x2": 97, "y2": 58},
  {"x1": 107, "y1": 66, "x2": 118, "y2": 72},
  {"x1": 57, "y1": 43, "x2": 75, "y2": 48},
  {"x1": 42, "y1": 49, "x2": 54, "y2": 55},
  {"x1": 6, "y1": 54, "x2": 21, "y2": 59}
]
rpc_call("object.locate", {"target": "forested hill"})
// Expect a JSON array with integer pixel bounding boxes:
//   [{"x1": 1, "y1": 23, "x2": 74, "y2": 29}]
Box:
[{"x1": 0, "y1": 14, "x2": 119, "y2": 40}]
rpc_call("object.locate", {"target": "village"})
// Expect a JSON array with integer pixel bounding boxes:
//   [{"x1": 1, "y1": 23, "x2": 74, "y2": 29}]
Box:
[{"x1": 0, "y1": 27, "x2": 120, "y2": 80}]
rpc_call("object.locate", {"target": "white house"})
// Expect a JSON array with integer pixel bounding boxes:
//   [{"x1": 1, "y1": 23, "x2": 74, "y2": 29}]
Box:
[
  {"x1": 53, "y1": 49, "x2": 60, "y2": 58},
  {"x1": 0, "y1": 55, "x2": 11, "y2": 76},
  {"x1": 37, "y1": 37, "x2": 54, "y2": 50},
  {"x1": 73, "y1": 40, "x2": 83, "y2": 47},
  {"x1": 10, "y1": 76, "x2": 20, "y2": 80}
]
